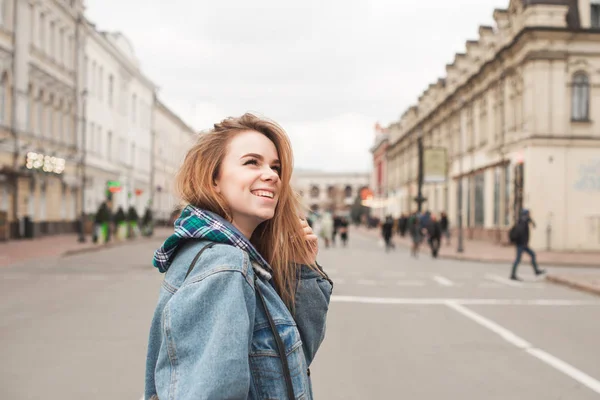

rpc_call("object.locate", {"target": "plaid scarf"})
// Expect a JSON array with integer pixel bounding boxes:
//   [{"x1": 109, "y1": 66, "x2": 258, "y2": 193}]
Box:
[{"x1": 153, "y1": 205, "x2": 273, "y2": 280}]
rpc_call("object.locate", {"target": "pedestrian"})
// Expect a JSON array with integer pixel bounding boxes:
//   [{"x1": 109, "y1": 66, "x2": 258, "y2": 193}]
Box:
[
  {"x1": 319, "y1": 212, "x2": 334, "y2": 248},
  {"x1": 398, "y1": 213, "x2": 408, "y2": 237},
  {"x1": 408, "y1": 212, "x2": 422, "y2": 258},
  {"x1": 426, "y1": 215, "x2": 442, "y2": 258},
  {"x1": 440, "y1": 211, "x2": 450, "y2": 245},
  {"x1": 508, "y1": 209, "x2": 546, "y2": 281},
  {"x1": 332, "y1": 214, "x2": 342, "y2": 247},
  {"x1": 339, "y1": 216, "x2": 349, "y2": 247},
  {"x1": 381, "y1": 215, "x2": 395, "y2": 252},
  {"x1": 145, "y1": 113, "x2": 333, "y2": 400}
]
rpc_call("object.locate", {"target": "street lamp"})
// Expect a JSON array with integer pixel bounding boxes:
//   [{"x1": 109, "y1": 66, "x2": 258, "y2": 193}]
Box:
[{"x1": 78, "y1": 89, "x2": 88, "y2": 243}]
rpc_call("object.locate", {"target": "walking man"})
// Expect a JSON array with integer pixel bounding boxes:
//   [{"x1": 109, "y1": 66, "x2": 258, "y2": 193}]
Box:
[
  {"x1": 381, "y1": 215, "x2": 395, "y2": 252},
  {"x1": 426, "y1": 215, "x2": 442, "y2": 258},
  {"x1": 509, "y1": 209, "x2": 546, "y2": 281}
]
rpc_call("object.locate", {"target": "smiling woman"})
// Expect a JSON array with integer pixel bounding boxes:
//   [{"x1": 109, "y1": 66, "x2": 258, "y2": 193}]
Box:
[{"x1": 145, "y1": 113, "x2": 333, "y2": 400}]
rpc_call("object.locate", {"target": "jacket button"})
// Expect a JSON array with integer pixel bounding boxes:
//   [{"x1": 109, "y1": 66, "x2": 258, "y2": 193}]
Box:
[{"x1": 307, "y1": 368, "x2": 311, "y2": 376}]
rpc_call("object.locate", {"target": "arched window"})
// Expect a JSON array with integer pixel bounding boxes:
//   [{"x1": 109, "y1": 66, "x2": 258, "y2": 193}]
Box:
[
  {"x1": 571, "y1": 72, "x2": 590, "y2": 121},
  {"x1": 310, "y1": 185, "x2": 319, "y2": 199},
  {"x1": 344, "y1": 185, "x2": 353, "y2": 198}
]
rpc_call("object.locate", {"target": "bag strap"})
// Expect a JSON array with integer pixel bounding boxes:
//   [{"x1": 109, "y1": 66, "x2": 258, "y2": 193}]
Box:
[
  {"x1": 254, "y1": 275, "x2": 296, "y2": 400},
  {"x1": 184, "y1": 242, "x2": 216, "y2": 280}
]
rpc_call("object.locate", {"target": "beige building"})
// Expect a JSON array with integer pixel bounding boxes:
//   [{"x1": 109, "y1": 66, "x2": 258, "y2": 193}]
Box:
[
  {"x1": 0, "y1": 0, "x2": 84, "y2": 239},
  {"x1": 152, "y1": 99, "x2": 197, "y2": 223},
  {"x1": 386, "y1": 0, "x2": 600, "y2": 251},
  {"x1": 292, "y1": 170, "x2": 370, "y2": 216}
]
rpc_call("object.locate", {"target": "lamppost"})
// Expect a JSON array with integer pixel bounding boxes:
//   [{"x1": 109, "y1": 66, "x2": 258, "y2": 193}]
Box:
[{"x1": 78, "y1": 89, "x2": 88, "y2": 243}]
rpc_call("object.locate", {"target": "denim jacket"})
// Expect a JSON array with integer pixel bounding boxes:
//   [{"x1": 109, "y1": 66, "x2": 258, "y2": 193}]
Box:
[{"x1": 145, "y1": 240, "x2": 333, "y2": 400}]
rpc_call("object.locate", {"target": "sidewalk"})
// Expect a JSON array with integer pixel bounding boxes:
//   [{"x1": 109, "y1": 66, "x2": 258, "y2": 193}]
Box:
[
  {"x1": 0, "y1": 227, "x2": 171, "y2": 268},
  {"x1": 353, "y1": 226, "x2": 600, "y2": 267},
  {"x1": 353, "y1": 226, "x2": 600, "y2": 297}
]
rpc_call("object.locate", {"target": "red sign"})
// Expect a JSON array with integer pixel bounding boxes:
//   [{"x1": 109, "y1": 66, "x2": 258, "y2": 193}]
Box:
[{"x1": 135, "y1": 189, "x2": 144, "y2": 196}]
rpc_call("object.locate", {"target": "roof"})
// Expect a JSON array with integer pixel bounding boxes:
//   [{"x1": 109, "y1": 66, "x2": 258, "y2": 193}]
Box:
[{"x1": 521, "y1": 0, "x2": 580, "y2": 28}]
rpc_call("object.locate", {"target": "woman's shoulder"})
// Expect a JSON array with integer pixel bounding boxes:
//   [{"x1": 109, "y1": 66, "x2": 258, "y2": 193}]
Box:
[{"x1": 165, "y1": 240, "x2": 254, "y2": 287}]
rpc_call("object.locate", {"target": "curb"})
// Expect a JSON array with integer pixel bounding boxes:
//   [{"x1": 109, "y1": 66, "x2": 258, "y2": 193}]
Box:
[
  {"x1": 61, "y1": 236, "x2": 158, "y2": 257},
  {"x1": 352, "y1": 228, "x2": 600, "y2": 269},
  {"x1": 546, "y1": 275, "x2": 600, "y2": 297}
]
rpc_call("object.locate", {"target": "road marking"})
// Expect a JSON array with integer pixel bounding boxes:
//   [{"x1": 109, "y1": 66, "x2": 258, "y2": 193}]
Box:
[
  {"x1": 486, "y1": 274, "x2": 524, "y2": 287},
  {"x1": 357, "y1": 279, "x2": 377, "y2": 286},
  {"x1": 446, "y1": 301, "x2": 600, "y2": 395},
  {"x1": 330, "y1": 295, "x2": 600, "y2": 306},
  {"x1": 395, "y1": 280, "x2": 426, "y2": 286},
  {"x1": 381, "y1": 271, "x2": 406, "y2": 278},
  {"x1": 432, "y1": 275, "x2": 454, "y2": 286}
]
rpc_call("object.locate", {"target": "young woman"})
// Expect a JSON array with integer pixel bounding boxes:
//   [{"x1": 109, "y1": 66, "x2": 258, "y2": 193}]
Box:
[{"x1": 145, "y1": 113, "x2": 333, "y2": 400}]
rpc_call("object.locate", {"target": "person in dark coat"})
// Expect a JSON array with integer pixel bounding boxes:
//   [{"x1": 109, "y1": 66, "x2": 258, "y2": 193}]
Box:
[
  {"x1": 510, "y1": 209, "x2": 546, "y2": 281},
  {"x1": 408, "y1": 212, "x2": 422, "y2": 258},
  {"x1": 440, "y1": 212, "x2": 450, "y2": 245},
  {"x1": 381, "y1": 215, "x2": 395, "y2": 252},
  {"x1": 398, "y1": 213, "x2": 408, "y2": 237},
  {"x1": 426, "y1": 215, "x2": 443, "y2": 258},
  {"x1": 339, "y1": 217, "x2": 349, "y2": 247}
]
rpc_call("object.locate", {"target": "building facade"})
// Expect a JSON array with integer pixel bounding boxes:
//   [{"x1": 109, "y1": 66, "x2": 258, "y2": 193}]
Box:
[
  {"x1": 152, "y1": 99, "x2": 197, "y2": 223},
  {"x1": 292, "y1": 170, "x2": 370, "y2": 216},
  {"x1": 369, "y1": 123, "x2": 389, "y2": 219},
  {"x1": 82, "y1": 25, "x2": 156, "y2": 217},
  {"x1": 0, "y1": 0, "x2": 84, "y2": 239},
  {"x1": 386, "y1": 0, "x2": 600, "y2": 251}
]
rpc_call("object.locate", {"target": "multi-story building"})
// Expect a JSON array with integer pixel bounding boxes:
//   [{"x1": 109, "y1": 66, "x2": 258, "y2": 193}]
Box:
[
  {"x1": 386, "y1": 0, "x2": 600, "y2": 251},
  {"x1": 152, "y1": 99, "x2": 197, "y2": 223},
  {"x1": 0, "y1": 0, "x2": 84, "y2": 239},
  {"x1": 292, "y1": 170, "x2": 370, "y2": 216},
  {"x1": 82, "y1": 24, "x2": 156, "y2": 216}
]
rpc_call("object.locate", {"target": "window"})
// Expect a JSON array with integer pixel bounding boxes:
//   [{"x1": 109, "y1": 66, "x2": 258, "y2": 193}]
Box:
[
  {"x1": 310, "y1": 185, "x2": 320, "y2": 199},
  {"x1": 474, "y1": 172, "x2": 485, "y2": 226},
  {"x1": 107, "y1": 131, "x2": 112, "y2": 160},
  {"x1": 97, "y1": 127, "x2": 102, "y2": 156},
  {"x1": 39, "y1": 13, "x2": 45, "y2": 51},
  {"x1": 493, "y1": 167, "x2": 500, "y2": 225},
  {"x1": 0, "y1": 76, "x2": 5, "y2": 125},
  {"x1": 37, "y1": 95, "x2": 43, "y2": 136},
  {"x1": 132, "y1": 94, "x2": 137, "y2": 122},
  {"x1": 504, "y1": 165, "x2": 510, "y2": 226},
  {"x1": 49, "y1": 21, "x2": 55, "y2": 58},
  {"x1": 59, "y1": 110, "x2": 64, "y2": 143},
  {"x1": 571, "y1": 72, "x2": 590, "y2": 121},
  {"x1": 592, "y1": 1, "x2": 600, "y2": 28},
  {"x1": 345, "y1": 185, "x2": 353, "y2": 198},
  {"x1": 466, "y1": 177, "x2": 472, "y2": 227},
  {"x1": 59, "y1": 29, "x2": 64, "y2": 64},
  {"x1": 98, "y1": 67, "x2": 103, "y2": 101},
  {"x1": 0, "y1": 0, "x2": 5, "y2": 25},
  {"x1": 91, "y1": 62, "x2": 96, "y2": 97},
  {"x1": 108, "y1": 75, "x2": 114, "y2": 107}
]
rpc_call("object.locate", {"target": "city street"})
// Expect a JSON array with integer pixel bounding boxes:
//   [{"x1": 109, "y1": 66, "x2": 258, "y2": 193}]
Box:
[{"x1": 1, "y1": 229, "x2": 599, "y2": 399}]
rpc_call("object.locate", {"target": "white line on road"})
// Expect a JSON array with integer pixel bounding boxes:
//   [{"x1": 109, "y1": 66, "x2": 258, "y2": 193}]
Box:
[
  {"x1": 356, "y1": 279, "x2": 377, "y2": 286},
  {"x1": 486, "y1": 274, "x2": 524, "y2": 287},
  {"x1": 395, "y1": 280, "x2": 426, "y2": 287},
  {"x1": 432, "y1": 275, "x2": 455, "y2": 286},
  {"x1": 446, "y1": 301, "x2": 600, "y2": 395},
  {"x1": 330, "y1": 295, "x2": 600, "y2": 306}
]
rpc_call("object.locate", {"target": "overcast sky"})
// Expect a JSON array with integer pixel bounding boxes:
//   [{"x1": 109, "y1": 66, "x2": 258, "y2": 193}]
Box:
[{"x1": 85, "y1": 0, "x2": 508, "y2": 172}]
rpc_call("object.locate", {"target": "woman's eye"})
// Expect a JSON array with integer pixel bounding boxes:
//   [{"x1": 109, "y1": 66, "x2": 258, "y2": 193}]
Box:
[
  {"x1": 244, "y1": 159, "x2": 258, "y2": 166},
  {"x1": 272, "y1": 166, "x2": 281, "y2": 174}
]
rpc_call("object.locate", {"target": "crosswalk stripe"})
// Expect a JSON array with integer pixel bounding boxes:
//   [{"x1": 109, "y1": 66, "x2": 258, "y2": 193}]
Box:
[
  {"x1": 433, "y1": 275, "x2": 454, "y2": 286},
  {"x1": 485, "y1": 274, "x2": 524, "y2": 287}
]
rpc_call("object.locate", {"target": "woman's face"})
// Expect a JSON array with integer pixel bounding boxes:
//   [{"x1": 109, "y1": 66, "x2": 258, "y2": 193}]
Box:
[{"x1": 214, "y1": 130, "x2": 282, "y2": 238}]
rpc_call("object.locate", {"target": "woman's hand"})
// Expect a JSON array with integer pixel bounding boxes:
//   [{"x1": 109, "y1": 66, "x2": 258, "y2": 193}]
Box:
[{"x1": 300, "y1": 218, "x2": 319, "y2": 265}]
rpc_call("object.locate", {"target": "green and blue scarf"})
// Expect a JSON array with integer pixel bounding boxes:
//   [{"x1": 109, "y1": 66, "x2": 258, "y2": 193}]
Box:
[{"x1": 153, "y1": 205, "x2": 272, "y2": 280}]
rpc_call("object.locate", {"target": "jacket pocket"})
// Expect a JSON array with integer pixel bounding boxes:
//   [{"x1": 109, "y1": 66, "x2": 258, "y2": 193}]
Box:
[{"x1": 249, "y1": 323, "x2": 309, "y2": 400}]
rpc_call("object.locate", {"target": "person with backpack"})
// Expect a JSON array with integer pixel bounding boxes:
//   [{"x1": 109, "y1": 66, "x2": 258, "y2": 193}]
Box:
[
  {"x1": 509, "y1": 209, "x2": 546, "y2": 281},
  {"x1": 426, "y1": 214, "x2": 443, "y2": 258}
]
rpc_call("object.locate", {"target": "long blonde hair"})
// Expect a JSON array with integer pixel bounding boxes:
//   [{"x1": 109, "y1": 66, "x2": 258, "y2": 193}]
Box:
[{"x1": 176, "y1": 113, "x2": 315, "y2": 308}]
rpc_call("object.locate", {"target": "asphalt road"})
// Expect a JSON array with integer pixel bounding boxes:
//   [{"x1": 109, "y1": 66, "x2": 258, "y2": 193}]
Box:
[{"x1": 1, "y1": 229, "x2": 599, "y2": 399}]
